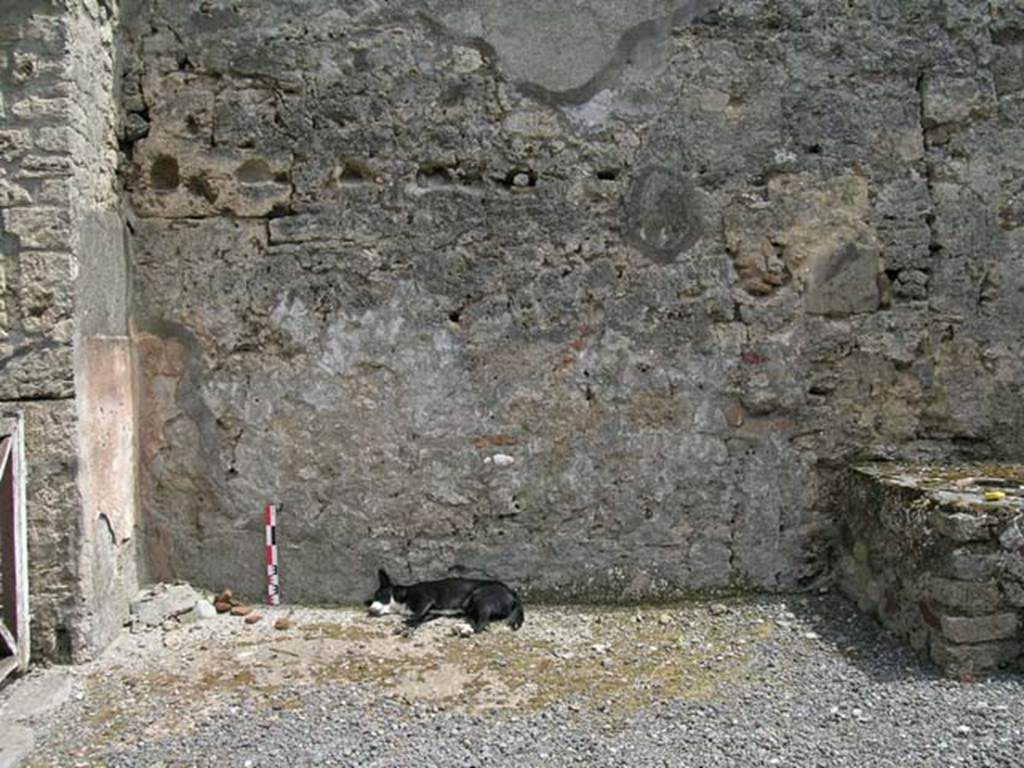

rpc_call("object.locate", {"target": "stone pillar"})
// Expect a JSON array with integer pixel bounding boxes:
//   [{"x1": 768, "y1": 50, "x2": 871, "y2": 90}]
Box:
[{"x1": 0, "y1": 0, "x2": 136, "y2": 661}]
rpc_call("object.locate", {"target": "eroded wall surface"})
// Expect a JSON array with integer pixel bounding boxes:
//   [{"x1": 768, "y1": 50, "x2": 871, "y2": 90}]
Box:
[
  {"x1": 1, "y1": 0, "x2": 136, "y2": 660},
  {"x1": 121, "y1": 0, "x2": 1024, "y2": 602}
]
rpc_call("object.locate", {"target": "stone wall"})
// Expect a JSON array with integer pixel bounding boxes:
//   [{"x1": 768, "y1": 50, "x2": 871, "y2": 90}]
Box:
[
  {"x1": 1, "y1": 0, "x2": 136, "y2": 661},
  {"x1": 120, "y1": 1, "x2": 1024, "y2": 603},
  {"x1": 837, "y1": 465, "x2": 1024, "y2": 677}
]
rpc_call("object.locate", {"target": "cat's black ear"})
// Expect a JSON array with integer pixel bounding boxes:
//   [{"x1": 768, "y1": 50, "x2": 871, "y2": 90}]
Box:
[{"x1": 378, "y1": 569, "x2": 390, "y2": 587}]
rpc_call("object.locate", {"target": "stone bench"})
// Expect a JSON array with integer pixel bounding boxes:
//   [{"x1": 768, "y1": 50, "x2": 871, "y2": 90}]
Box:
[{"x1": 836, "y1": 464, "x2": 1024, "y2": 678}]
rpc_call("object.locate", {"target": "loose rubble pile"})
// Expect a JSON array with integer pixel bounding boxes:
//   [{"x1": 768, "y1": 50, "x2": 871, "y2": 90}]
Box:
[{"x1": 129, "y1": 583, "x2": 291, "y2": 640}]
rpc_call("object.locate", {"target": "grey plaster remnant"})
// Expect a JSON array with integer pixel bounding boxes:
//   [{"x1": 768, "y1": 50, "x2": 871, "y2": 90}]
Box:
[
  {"x1": 803, "y1": 242, "x2": 882, "y2": 316},
  {"x1": 75, "y1": 211, "x2": 129, "y2": 338},
  {"x1": 624, "y1": 166, "x2": 705, "y2": 263},
  {"x1": 421, "y1": 0, "x2": 724, "y2": 105}
]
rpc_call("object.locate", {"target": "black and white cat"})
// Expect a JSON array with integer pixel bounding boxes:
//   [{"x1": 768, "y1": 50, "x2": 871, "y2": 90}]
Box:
[{"x1": 365, "y1": 569, "x2": 524, "y2": 634}]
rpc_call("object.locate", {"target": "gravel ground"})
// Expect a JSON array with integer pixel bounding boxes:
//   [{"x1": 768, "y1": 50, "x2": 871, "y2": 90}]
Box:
[{"x1": 7, "y1": 593, "x2": 1024, "y2": 767}]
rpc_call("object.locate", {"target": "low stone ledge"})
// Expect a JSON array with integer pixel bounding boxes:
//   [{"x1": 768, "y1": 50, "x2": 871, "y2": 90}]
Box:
[
  {"x1": 927, "y1": 576, "x2": 1002, "y2": 615},
  {"x1": 939, "y1": 612, "x2": 1019, "y2": 644},
  {"x1": 837, "y1": 463, "x2": 1024, "y2": 677},
  {"x1": 931, "y1": 638, "x2": 1021, "y2": 678},
  {"x1": 943, "y1": 548, "x2": 1005, "y2": 582},
  {"x1": 934, "y1": 511, "x2": 997, "y2": 543}
]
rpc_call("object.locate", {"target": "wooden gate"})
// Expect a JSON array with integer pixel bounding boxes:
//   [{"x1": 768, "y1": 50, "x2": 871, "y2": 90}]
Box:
[{"x1": 0, "y1": 413, "x2": 29, "y2": 681}]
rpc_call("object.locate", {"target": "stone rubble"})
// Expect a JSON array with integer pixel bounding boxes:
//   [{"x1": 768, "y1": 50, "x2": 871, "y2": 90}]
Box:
[{"x1": 129, "y1": 583, "x2": 203, "y2": 628}]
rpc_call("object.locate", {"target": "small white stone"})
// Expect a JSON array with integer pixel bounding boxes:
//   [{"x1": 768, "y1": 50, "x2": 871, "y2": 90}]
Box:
[
  {"x1": 804, "y1": 631, "x2": 820, "y2": 640},
  {"x1": 956, "y1": 725, "x2": 972, "y2": 736},
  {"x1": 195, "y1": 600, "x2": 217, "y2": 620},
  {"x1": 773, "y1": 148, "x2": 798, "y2": 164},
  {"x1": 450, "y1": 46, "x2": 483, "y2": 74},
  {"x1": 491, "y1": 453, "x2": 515, "y2": 466}
]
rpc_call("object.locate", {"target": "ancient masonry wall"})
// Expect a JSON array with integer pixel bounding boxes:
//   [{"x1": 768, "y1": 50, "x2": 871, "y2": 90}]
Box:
[
  {"x1": 3, "y1": 0, "x2": 1024, "y2": 661},
  {"x1": 837, "y1": 465, "x2": 1024, "y2": 677},
  {"x1": 119, "y1": 0, "x2": 1024, "y2": 604},
  {"x1": 1, "y1": 0, "x2": 137, "y2": 661}
]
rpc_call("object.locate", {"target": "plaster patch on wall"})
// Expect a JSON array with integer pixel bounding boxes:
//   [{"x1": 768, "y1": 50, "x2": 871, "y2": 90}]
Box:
[
  {"x1": 624, "y1": 166, "x2": 705, "y2": 263},
  {"x1": 421, "y1": 0, "x2": 724, "y2": 105}
]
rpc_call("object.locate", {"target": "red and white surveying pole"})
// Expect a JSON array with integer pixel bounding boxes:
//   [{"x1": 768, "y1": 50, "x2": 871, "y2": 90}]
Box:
[{"x1": 265, "y1": 504, "x2": 280, "y2": 605}]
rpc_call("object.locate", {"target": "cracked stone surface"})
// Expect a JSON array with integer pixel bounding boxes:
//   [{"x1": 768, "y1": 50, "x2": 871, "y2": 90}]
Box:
[{"x1": 115, "y1": 0, "x2": 1024, "y2": 603}]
